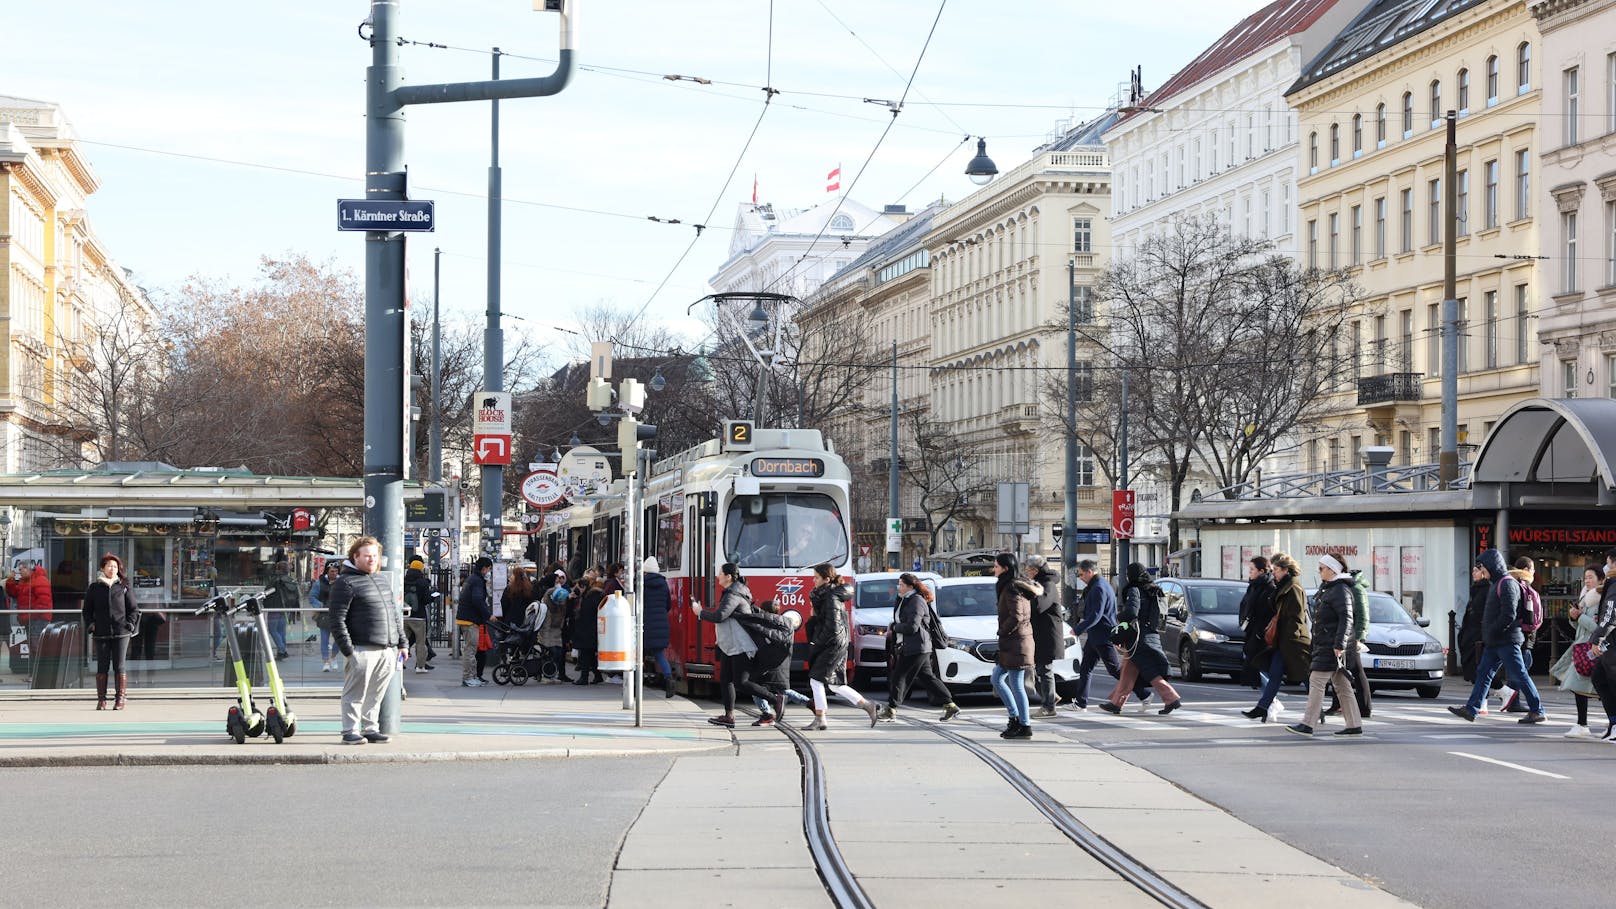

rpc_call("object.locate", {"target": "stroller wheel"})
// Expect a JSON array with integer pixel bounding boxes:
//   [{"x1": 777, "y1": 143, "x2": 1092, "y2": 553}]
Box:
[
  {"x1": 511, "y1": 664, "x2": 530, "y2": 686},
  {"x1": 492, "y1": 664, "x2": 512, "y2": 686}
]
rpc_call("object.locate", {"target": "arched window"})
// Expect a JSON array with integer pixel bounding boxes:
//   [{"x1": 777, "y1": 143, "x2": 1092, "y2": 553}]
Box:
[
  {"x1": 1401, "y1": 92, "x2": 1414, "y2": 135},
  {"x1": 1375, "y1": 103, "x2": 1386, "y2": 146},
  {"x1": 1485, "y1": 55, "x2": 1499, "y2": 103},
  {"x1": 1516, "y1": 41, "x2": 1531, "y2": 93},
  {"x1": 1457, "y1": 68, "x2": 1470, "y2": 112},
  {"x1": 1309, "y1": 131, "x2": 1319, "y2": 170},
  {"x1": 830, "y1": 214, "x2": 854, "y2": 232},
  {"x1": 1429, "y1": 79, "x2": 1442, "y2": 124},
  {"x1": 1329, "y1": 123, "x2": 1340, "y2": 163},
  {"x1": 1351, "y1": 115, "x2": 1362, "y2": 155}
]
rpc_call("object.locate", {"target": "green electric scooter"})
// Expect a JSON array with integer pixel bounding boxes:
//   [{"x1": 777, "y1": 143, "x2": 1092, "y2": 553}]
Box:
[
  {"x1": 195, "y1": 593, "x2": 265, "y2": 744},
  {"x1": 239, "y1": 590, "x2": 297, "y2": 743}
]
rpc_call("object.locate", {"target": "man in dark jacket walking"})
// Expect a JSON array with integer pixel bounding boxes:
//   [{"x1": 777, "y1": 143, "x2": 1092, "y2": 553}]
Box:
[
  {"x1": 1449, "y1": 549, "x2": 1545, "y2": 723},
  {"x1": 328, "y1": 536, "x2": 407, "y2": 744},
  {"x1": 641, "y1": 557, "x2": 675, "y2": 697},
  {"x1": 1238, "y1": 557, "x2": 1277, "y2": 688},
  {"x1": 1026, "y1": 556, "x2": 1065, "y2": 716},
  {"x1": 1069, "y1": 560, "x2": 1121, "y2": 710},
  {"x1": 456, "y1": 557, "x2": 493, "y2": 687}
]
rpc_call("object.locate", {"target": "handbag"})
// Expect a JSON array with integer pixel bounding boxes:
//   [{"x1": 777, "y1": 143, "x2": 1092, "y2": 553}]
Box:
[
  {"x1": 1263, "y1": 612, "x2": 1280, "y2": 648},
  {"x1": 1571, "y1": 641, "x2": 1597, "y2": 677}
]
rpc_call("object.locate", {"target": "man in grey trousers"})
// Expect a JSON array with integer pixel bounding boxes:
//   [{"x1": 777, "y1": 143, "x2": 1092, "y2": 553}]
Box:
[{"x1": 328, "y1": 535, "x2": 407, "y2": 744}]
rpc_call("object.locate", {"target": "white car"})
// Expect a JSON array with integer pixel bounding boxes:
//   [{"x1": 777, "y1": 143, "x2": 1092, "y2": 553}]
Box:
[
  {"x1": 930, "y1": 577, "x2": 1081, "y2": 696},
  {"x1": 850, "y1": 571, "x2": 942, "y2": 687}
]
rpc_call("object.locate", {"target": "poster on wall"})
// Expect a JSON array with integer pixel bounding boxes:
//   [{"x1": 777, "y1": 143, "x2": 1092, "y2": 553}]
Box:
[
  {"x1": 1373, "y1": 546, "x2": 1397, "y2": 595},
  {"x1": 1241, "y1": 546, "x2": 1258, "y2": 572},
  {"x1": 1222, "y1": 546, "x2": 1239, "y2": 580},
  {"x1": 1400, "y1": 546, "x2": 1425, "y2": 615}
]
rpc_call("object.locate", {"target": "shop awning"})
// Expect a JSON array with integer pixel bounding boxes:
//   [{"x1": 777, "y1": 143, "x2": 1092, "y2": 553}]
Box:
[{"x1": 0, "y1": 467, "x2": 389, "y2": 509}]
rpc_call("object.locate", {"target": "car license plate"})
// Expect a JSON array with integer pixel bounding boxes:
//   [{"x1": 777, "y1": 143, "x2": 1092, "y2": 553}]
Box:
[{"x1": 1375, "y1": 659, "x2": 1415, "y2": 670}]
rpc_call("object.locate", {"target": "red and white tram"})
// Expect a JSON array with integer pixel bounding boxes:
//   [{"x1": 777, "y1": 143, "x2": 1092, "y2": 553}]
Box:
[{"x1": 537, "y1": 427, "x2": 854, "y2": 692}]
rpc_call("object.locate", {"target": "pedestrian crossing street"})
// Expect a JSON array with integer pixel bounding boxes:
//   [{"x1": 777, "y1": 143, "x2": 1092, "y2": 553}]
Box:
[{"x1": 951, "y1": 695, "x2": 1611, "y2": 742}]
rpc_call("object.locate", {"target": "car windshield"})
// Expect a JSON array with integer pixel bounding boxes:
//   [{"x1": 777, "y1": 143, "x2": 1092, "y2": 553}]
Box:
[
  {"x1": 936, "y1": 583, "x2": 997, "y2": 617},
  {"x1": 723, "y1": 493, "x2": 849, "y2": 569},
  {"x1": 1367, "y1": 594, "x2": 1416, "y2": 624},
  {"x1": 1184, "y1": 585, "x2": 1243, "y2": 615}
]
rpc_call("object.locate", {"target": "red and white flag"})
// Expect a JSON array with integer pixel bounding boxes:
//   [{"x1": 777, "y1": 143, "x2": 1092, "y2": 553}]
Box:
[
  {"x1": 826, "y1": 165, "x2": 841, "y2": 194},
  {"x1": 751, "y1": 174, "x2": 758, "y2": 204}
]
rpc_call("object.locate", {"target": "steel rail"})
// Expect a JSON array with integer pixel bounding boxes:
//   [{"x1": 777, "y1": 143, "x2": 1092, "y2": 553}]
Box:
[{"x1": 772, "y1": 718, "x2": 877, "y2": 909}]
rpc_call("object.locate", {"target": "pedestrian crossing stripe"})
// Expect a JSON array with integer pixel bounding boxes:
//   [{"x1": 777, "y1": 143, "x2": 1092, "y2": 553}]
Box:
[{"x1": 954, "y1": 702, "x2": 1557, "y2": 733}]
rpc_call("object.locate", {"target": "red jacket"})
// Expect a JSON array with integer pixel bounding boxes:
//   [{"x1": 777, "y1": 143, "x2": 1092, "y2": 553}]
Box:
[{"x1": 6, "y1": 567, "x2": 53, "y2": 625}]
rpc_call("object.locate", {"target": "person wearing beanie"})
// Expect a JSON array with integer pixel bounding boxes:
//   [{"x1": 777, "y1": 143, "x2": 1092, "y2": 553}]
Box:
[
  {"x1": 456, "y1": 557, "x2": 494, "y2": 686},
  {"x1": 403, "y1": 558, "x2": 436, "y2": 672}
]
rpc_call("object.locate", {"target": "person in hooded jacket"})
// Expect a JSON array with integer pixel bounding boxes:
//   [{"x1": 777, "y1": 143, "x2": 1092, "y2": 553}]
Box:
[
  {"x1": 803, "y1": 563, "x2": 879, "y2": 729},
  {"x1": 1243, "y1": 552, "x2": 1310, "y2": 722},
  {"x1": 693, "y1": 563, "x2": 777, "y2": 728},
  {"x1": 1238, "y1": 556, "x2": 1278, "y2": 689},
  {"x1": 1449, "y1": 549, "x2": 1546, "y2": 724},
  {"x1": 539, "y1": 570, "x2": 572, "y2": 683},
  {"x1": 879, "y1": 573, "x2": 960, "y2": 722},
  {"x1": 991, "y1": 553, "x2": 1041, "y2": 739},
  {"x1": 1456, "y1": 563, "x2": 1504, "y2": 712},
  {"x1": 1026, "y1": 555, "x2": 1065, "y2": 716},
  {"x1": 1327, "y1": 568, "x2": 1373, "y2": 719},
  {"x1": 1286, "y1": 554, "x2": 1363, "y2": 737},
  {"x1": 1102, "y1": 563, "x2": 1183, "y2": 716},
  {"x1": 641, "y1": 557, "x2": 675, "y2": 698},
  {"x1": 8, "y1": 562, "x2": 53, "y2": 653},
  {"x1": 82, "y1": 553, "x2": 136, "y2": 710},
  {"x1": 573, "y1": 578, "x2": 606, "y2": 685}
]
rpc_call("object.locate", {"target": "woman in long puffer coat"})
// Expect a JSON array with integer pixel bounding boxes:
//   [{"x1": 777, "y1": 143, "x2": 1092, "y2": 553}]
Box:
[
  {"x1": 82, "y1": 553, "x2": 137, "y2": 710},
  {"x1": 1287, "y1": 554, "x2": 1362, "y2": 737},
  {"x1": 803, "y1": 564, "x2": 879, "y2": 729}
]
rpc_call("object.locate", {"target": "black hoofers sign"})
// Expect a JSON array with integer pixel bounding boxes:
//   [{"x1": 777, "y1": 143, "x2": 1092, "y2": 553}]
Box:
[{"x1": 751, "y1": 457, "x2": 825, "y2": 478}]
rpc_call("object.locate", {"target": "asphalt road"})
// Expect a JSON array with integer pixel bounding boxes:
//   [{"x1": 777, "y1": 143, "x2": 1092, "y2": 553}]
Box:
[{"x1": 0, "y1": 756, "x2": 674, "y2": 908}]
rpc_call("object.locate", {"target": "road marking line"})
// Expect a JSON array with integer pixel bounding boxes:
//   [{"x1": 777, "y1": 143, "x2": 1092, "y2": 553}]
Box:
[
  {"x1": 1447, "y1": 751, "x2": 1570, "y2": 779},
  {"x1": 1422, "y1": 733, "x2": 1489, "y2": 740}
]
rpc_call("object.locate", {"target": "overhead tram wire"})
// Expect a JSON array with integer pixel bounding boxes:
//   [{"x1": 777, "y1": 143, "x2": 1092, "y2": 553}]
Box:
[{"x1": 766, "y1": 0, "x2": 952, "y2": 296}]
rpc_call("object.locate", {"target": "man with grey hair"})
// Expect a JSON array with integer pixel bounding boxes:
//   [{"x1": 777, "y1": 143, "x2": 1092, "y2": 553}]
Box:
[
  {"x1": 1069, "y1": 559, "x2": 1127, "y2": 710},
  {"x1": 1025, "y1": 555, "x2": 1064, "y2": 716}
]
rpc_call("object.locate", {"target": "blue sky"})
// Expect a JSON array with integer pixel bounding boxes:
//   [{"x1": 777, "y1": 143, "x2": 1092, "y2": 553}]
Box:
[{"x1": 6, "y1": 0, "x2": 1259, "y2": 342}]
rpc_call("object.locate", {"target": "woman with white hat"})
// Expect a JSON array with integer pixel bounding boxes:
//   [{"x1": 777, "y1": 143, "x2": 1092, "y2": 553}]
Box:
[{"x1": 1286, "y1": 553, "x2": 1363, "y2": 737}]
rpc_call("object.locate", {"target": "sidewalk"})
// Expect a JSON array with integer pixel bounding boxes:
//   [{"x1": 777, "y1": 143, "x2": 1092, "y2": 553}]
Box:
[{"x1": 0, "y1": 670, "x2": 734, "y2": 766}]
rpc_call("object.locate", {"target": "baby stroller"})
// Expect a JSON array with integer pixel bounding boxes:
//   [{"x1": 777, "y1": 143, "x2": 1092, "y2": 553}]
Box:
[{"x1": 486, "y1": 604, "x2": 556, "y2": 686}]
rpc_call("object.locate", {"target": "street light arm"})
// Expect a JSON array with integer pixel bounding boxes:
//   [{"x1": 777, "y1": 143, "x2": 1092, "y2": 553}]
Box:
[{"x1": 393, "y1": 4, "x2": 576, "y2": 106}]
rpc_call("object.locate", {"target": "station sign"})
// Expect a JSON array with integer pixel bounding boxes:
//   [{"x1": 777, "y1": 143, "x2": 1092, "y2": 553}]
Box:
[{"x1": 521, "y1": 471, "x2": 565, "y2": 510}]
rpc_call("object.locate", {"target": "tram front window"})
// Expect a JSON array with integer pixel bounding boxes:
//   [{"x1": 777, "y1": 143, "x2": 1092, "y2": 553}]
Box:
[{"x1": 724, "y1": 493, "x2": 848, "y2": 569}]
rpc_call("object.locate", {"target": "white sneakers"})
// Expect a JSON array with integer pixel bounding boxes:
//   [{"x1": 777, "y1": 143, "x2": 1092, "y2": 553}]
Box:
[
  {"x1": 414, "y1": 667, "x2": 430, "y2": 674},
  {"x1": 1563, "y1": 724, "x2": 1591, "y2": 738},
  {"x1": 1266, "y1": 699, "x2": 1286, "y2": 722},
  {"x1": 1496, "y1": 685, "x2": 1516, "y2": 708},
  {"x1": 321, "y1": 660, "x2": 333, "y2": 672}
]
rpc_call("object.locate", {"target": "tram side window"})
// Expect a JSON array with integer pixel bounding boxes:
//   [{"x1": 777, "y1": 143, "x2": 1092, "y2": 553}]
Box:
[
  {"x1": 724, "y1": 493, "x2": 849, "y2": 569},
  {"x1": 656, "y1": 511, "x2": 684, "y2": 572}
]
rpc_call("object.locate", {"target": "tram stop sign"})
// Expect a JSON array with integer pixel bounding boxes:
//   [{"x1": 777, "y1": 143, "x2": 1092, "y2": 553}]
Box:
[{"x1": 521, "y1": 471, "x2": 565, "y2": 511}]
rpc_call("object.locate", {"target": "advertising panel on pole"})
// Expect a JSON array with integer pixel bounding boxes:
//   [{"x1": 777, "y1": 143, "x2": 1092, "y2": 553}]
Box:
[
  {"x1": 1112, "y1": 490, "x2": 1136, "y2": 539},
  {"x1": 995, "y1": 482, "x2": 1030, "y2": 535},
  {"x1": 885, "y1": 517, "x2": 903, "y2": 554},
  {"x1": 473, "y1": 392, "x2": 512, "y2": 434}
]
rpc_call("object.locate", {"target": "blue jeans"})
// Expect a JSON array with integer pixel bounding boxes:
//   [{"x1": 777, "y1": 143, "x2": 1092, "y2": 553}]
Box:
[
  {"x1": 992, "y1": 666, "x2": 1030, "y2": 724},
  {"x1": 1255, "y1": 650, "x2": 1286, "y2": 711},
  {"x1": 268, "y1": 614, "x2": 288, "y2": 654},
  {"x1": 1466, "y1": 642, "x2": 1543, "y2": 714},
  {"x1": 320, "y1": 627, "x2": 337, "y2": 661}
]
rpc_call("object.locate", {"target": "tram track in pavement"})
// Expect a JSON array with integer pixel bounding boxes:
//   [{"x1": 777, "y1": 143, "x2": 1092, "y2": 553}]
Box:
[{"x1": 744, "y1": 702, "x2": 1209, "y2": 909}]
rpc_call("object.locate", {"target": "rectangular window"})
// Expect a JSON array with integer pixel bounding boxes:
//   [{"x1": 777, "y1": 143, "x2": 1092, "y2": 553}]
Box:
[
  {"x1": 1428, "y1": 428, "x2": 1441, "y2": 462},
  {"x1": 1281, "y1": 184, "x2": 1291, "y2": 233},
  {"x1": 1563, "y1": 211, "x2": 1579, "y2": 294},
  {"x1": 1351, "y1": 205, "x2": 1362, "y2": 265},
  {"x1": 1458, "y1": 68, "x2": 1470, "y2": 113},
  {"x1": 1484, "y1": 289, "x2": 1498, "y2": 369},
  {"x1": 1243, "y1": 195, "x2": 1252, "y2": 238},
  {"x1": 1308, "y1": 219, "x2": 1318, "y2": 268},
  {"x1": 1515, "y1": 284, "x2": 1530, "y2": 364},
  {"x1": 1610, "y1": 53, "x2": 1616, "y2": 133},
  {"x1": 1428, "y1": 179, "x2": 1442, "y2": 246},
  {"x1": 1075, "y1": 444, "x2": 1095, "y2": 487},
  {"x1": 1608, "y1": 198, "x2": 1616, "y2": 287},
  {"x1": 1401, "y1": 188, "x2": 1414, "y2": 253},
  {"x1": 1515, "y1": 149, "x2": 1530, "y2": 221},
  {"x1": 1329, "y1": 438, "x2": 1342, "y2": 473},
  {"x1": 1261, "y1": 189, "x2": 1271, "y2": 238},
  {"x1": 1374, "y1": 196, "x2": 1387, "y2": 257},
  {"x1": 1073, "y1": 218, "x2": 1092, "y2": 253},
  {"x1": 1351, "y1": 322, "x2": 1362, "y2": 381},
  {"x1": 1328, "y1": 213, "x2": 1339, "y2": 269},
  {"x1": 1484, "y1": 159, "x2": 1498, "y2": 229},
  {"x1": 1427, "y1": 302, "x2": 1441, "y2": 376},
  {"x1": 1563, "y1": 360, "x2": 1579, "y2": 398},
  {"x1": 1487, "y1": 55, "x2": 1500, "y2": 104},
  {"x1": 1400, "y1": 429, "x2": 1413, "y2": 466},
  {"x1": 1074, "y1": 285, "x2": 1093, "y2": 324},
  {"x1": 1373, "y1": 313, "x2": 1387, "y2": 367},
  {"x1": 1608, "y1": 353, "x2": 1616, "y2": 399},
  {"x1": 1399, "y1": 309, "x2": 1414, "y2": 371},
  {"x1": 1456, "y1": 169, "x2": 1469, "y2": 236},
  {"x1": 1519, "y1": 42, "x2": 1532, "y2": 94},
  {"x1": 1074, "y1": 361, "x2": 1094, "y2": 403},
  {"x1": 1565, "y1": 67, "x2": 1580, "y2": 145}
]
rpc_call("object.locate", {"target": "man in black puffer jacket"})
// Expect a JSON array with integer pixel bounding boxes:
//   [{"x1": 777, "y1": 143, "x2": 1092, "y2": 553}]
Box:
[
  {"x1": 1026, "y1": 556, "x2": 1065, "y2": 716},
  {"x1": 1449, "y1": 549, "x2": 1545, "y2": 724},
  {"x1": 328, "y1": 536, "x2": 407, "y2": 745}
]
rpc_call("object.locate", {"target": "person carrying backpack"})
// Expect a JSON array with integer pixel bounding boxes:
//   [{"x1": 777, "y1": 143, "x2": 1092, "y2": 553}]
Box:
[
  {"x1": 1449, "y1": 549, "x2": 1545, "y2": 724},
  {"x1": 1101, "y1": 563, "x2": 1183, "y2": 717},
  {"x1": 1499, "y1": 556, "x2": 1545, "y2": 713}
]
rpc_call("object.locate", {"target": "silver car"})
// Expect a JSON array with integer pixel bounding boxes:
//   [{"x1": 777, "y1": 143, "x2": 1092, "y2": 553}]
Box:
[
  {"x1": 1309, "y1": 588, "x2": 1445, "y2": 698},
  {"x1": 850, "y1": 571, "x2": 942, "y2": 687}
]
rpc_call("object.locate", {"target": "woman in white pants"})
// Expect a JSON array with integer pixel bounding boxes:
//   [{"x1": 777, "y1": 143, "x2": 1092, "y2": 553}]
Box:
[{"x1": 804, "y1": 564, "x2": 879, "y2": 729}]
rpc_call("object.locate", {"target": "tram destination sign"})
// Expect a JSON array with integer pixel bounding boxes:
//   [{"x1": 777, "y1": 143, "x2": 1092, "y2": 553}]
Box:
[
  {"x1": 337, "y1": 199, "x2": 436, "y2": 232},
  {"x1": 750, "y1": 457, "x2": 824, "y2": 478}
]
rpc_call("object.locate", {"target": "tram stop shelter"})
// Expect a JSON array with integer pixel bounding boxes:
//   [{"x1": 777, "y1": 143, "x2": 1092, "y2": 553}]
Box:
[
  {"x1": 0, "y1": 463, "x2": 375, "y2": 692},
  {"x1": 1179, "y1": 398, "x2": 1616, "y2": 671}
]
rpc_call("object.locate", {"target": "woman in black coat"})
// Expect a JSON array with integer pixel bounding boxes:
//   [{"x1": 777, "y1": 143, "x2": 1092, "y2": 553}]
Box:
[
  {"x1": 1026, "y1": 556, "x2": 1065, "y2": 715},
  {"x1": 1238, "y1": 556, "x2": 1277, "y2": 688},
  {"x1": 571, "y1": 579, "x2": 605, "y2": 685},
  {"x1": 1102, "y1": 563, "x2": 1182, "y2": 715},
  {"x1": 803, "y1": 564, "x2": 879, "y2": 729},
  {"x1": 1287, "y1": 554, "x2": 1362, "y2": 737},
  {"x1": 82, "y1": 553, "x2": 137, "y2": 710},
  {"x1": 641, "y1": 557, "x2": 675, "y2": 697}
]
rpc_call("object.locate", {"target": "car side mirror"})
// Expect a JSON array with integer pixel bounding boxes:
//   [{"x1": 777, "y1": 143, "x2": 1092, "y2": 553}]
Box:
[
  {"x1": 1169, "y1": 606, "x2": 1187, "y2": 620},
  {"x1": 1415, "y1": 616, "x2": 1430, "y2": 627}
]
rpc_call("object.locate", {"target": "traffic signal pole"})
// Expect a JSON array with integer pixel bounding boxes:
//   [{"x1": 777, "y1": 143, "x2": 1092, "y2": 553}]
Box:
[{"x1": 363, "y1": 1, "x2": 575, "y2": 734}]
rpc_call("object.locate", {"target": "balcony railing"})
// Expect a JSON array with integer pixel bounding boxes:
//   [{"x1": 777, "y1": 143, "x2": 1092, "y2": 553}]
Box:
[{"x1": 1356, "y1": 372, "x2": 1424, "y2": 405}]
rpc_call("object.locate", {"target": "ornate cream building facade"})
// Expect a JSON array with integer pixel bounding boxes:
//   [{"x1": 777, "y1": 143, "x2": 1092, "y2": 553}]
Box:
[
  {"x1": 1, "y1": 96, "x2": 154, "y2": 473},
  {"x1": 1286, "y1": 0, "x2": 1544, "y2": 472}
]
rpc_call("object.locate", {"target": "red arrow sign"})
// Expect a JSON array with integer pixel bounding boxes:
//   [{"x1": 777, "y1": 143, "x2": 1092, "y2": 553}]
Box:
[{"x1": 473, "y1": 433, "x2": 512, "y2": 465}]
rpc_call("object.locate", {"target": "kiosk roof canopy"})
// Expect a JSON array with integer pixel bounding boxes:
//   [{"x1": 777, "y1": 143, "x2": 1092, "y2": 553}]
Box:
[
  {"x1": 1472, "y1": 398, "x2": 1616, "y2": 492},
  {"x1": 0, "y1": 464, "x2": 370, "y2": 509}
]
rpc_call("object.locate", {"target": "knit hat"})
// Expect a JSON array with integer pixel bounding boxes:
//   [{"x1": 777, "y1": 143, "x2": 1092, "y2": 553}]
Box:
[
  {"x1": 641, "y1": 556, "x2": 661, "y2": 573},
  {"x1": 409, "y1": 559, "x2": 425, "y2": 570}
]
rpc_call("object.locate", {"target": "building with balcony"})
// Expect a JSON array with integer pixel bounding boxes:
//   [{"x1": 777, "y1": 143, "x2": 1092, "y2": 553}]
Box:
[
  {"x1": 1, "y1": 96, "x2": 155, "y2": 476},
  {"x1": 1286, "y1": 0, "x2": 1543, "y2": 471},
  {"x1": 1531, "y1": 0, "x2": 1616, "y2": 400}
]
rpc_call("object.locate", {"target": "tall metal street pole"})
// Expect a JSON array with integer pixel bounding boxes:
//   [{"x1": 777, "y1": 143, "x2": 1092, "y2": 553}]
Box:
[
  {"x1": 888, "y1": 340, "x2": 900, "y2": 571},
  {"x1": 364, "y1": 0, "x2": 575, "y2": 734},
  {"x1": 1438, "y1": 110, "x2": 1459, "y2": 490},
  {"x1": 1117, "y1": 372, "x2": 1130, "y2": 577},
  {"x1": 482, "y1": 48, "x2": 504, "y2": 557},
  {"x1": 430, "y1": 247, "x2": 442, "y2": 485},
  {"x1": 1063, "y1": 261, "x2": 1078, "y2": 615}
]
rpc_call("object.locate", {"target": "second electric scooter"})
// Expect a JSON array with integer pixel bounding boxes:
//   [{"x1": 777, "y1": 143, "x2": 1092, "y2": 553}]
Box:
[
  {"x1": 239, "y1": 591, "x2": 297, "y2": 743},
  {"x1": 195, "y1": 593, "x2": 265, "y2": 744}
]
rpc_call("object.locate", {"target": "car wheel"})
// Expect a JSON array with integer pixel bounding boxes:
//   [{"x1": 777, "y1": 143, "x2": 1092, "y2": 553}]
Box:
[
  {"x1": 1416, "y1": 685, "x2": 1441, "y2": 700},
  {"x1": 1180, "y1": 642, "x2": 1203, "y2": 682}
]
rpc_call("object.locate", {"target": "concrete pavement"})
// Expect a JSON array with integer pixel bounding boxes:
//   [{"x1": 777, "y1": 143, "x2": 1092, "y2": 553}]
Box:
[{"x1": 0, "y1": 669, "x2": 733, "y2": 766}]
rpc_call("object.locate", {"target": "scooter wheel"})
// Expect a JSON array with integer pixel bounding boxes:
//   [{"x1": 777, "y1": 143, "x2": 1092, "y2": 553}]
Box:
[
  {"x1": 491, "y1": 665, "x2": 512, "y2": 686},
  {"x1": 266, "y1": 713, "x2": 285, "y2": 744},
  {"x1": 228, "y1": 714, "x2": 246, "y2": 745},
  {"x1": 510, "y1": 664, "x2": 529, "y2": 686},
  {"x1": 247, "y1": 714, "x2": 266, "y2": 738},
  {"x1": 284, "y1": 715, "x2": 297, "y2": 738}
]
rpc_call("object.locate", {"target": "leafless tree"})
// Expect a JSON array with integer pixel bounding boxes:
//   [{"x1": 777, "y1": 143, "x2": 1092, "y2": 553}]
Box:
[{"x1": 899, "y1": 410, "x2": 996, "y2": 556}]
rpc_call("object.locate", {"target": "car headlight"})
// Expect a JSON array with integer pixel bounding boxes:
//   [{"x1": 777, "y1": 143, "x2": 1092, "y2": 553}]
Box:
[
  {"x1": 855, "y1": 624, "x2": 887, "y2": 637},
  {"x1": 1421, "y1": 640, "x2": 1443, "y2": 654},
  {"x1": 950, "y1": 638, "x2": 982, "y2": 652},
  {"x1": 1193, "y1": 629, "x2": 1228, "y2": 643}
]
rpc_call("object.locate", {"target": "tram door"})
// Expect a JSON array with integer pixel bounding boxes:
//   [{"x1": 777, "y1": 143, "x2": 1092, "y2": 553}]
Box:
[{"x1": 688, "y1": 497, "x2": 718, "y2": 670}]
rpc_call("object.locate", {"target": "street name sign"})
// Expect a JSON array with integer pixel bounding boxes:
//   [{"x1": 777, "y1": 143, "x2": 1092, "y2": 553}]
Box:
[{"x1": 338, "y1": 199, "x2": 436, "y2": 232}]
